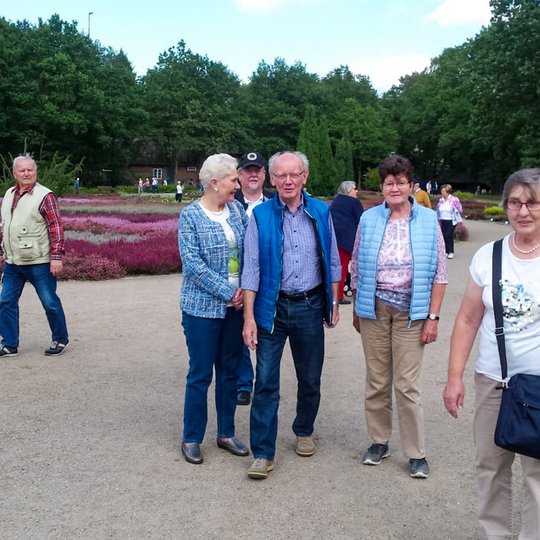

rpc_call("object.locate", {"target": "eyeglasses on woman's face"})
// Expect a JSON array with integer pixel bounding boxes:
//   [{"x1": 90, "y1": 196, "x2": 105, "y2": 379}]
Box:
[
  {"x1": 382, "y1": 175, "x2": 410, "y2": 189},
  {"x1": 506, "y1": 199, "x2": 540, "y2": 212}
]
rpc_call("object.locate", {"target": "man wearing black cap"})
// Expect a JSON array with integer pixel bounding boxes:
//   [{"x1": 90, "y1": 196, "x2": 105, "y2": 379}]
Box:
[{"x1": 235, "y1": 152, "x2": 272, "y2": 406}]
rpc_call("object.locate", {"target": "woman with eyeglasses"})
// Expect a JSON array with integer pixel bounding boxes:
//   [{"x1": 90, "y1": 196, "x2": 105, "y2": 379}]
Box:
[
  {"x1": 329, "y1": 181, "x2": 364, "y2": 305},
  {"x1": 443, "y1": 168, "x2": 540, "y2": 538},
  {"x1": 436, "y1": 184, "x2": 463, "y2": 259},
  {"x1": 351, "y1": 155, "x2": 447, "y2": 479}
]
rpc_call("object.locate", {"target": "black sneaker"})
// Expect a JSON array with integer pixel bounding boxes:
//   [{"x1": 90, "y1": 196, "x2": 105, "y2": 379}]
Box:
[
  {"x1": 409, "y1": 458, "x2": 430, "y2": 479},
  {"x1": 45, "y1": 340, "x2": 69, "y2": 356},
  {"x1": 361, "y1": 443, "x2": 390, "y2": 465},
  {"x1": 237, "y1": 390, "x2": 251, "y2": 406},
  {"x1": 0, "y1": 345, "x2": 18, "y2": 357}
]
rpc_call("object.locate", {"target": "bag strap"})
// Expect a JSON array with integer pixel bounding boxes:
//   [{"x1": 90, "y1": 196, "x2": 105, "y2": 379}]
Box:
[{"x1": 491, "y1": 238, "x2": 508, "y2": 381}]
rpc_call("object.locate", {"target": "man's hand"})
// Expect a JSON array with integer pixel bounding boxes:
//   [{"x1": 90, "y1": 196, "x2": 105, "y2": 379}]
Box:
[
  {"x1": 50, "y1": 259, "x2": 63, "y2": 277},
  {"x1": 243, "y1": 318, "x2": 258, "y2": 350},
  {"x1": 324, "y1": 303, "x2": 340, "y2": 328}
]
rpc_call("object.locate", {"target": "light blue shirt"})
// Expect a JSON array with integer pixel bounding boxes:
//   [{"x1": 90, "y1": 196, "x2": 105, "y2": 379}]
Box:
[{"x1": 242, "y1": 200, "x2": 341, "y2": 293}]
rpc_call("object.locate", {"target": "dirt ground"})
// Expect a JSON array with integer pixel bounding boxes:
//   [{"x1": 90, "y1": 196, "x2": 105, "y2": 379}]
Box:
[{"x1": 1, "y1": 219, "x2": 517, "y2": 539}]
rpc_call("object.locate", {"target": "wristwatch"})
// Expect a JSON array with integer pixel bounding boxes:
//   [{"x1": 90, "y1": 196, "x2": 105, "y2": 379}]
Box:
[{"x1": 427, "y1": 314, "x2": 440, "y2": 321}]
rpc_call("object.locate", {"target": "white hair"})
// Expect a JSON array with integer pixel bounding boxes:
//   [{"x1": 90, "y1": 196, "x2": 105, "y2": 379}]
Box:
[{"x1": 199, "y1": 154, "x2": 238, "y2": 189}]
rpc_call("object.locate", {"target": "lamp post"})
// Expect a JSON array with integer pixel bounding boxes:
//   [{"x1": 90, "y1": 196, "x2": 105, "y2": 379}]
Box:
[{"x1": 88, "y1": 12, "x2": 94, "y2": 37}]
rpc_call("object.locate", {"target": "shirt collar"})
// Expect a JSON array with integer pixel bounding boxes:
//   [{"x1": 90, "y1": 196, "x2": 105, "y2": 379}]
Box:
[{"x1": 15, "y1": 182, "x2": 37, "y2": 196}]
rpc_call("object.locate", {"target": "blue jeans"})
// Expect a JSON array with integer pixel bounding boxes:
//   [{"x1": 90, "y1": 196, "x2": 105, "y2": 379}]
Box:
[
  {"x1": 250, "y1": 290, "x2": 325, "y2": 460},
  {"x1": 237, "y1": 345, "x2": 254, "y2": 393},
  {"x1": 0, "y1": 262, "x2": 68, "y2": 348},
  {"x1": 181, "y1": 308, "x2": 244, "y2": 443}
]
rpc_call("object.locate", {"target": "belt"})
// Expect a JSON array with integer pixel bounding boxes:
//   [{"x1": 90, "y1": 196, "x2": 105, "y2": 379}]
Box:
[{"x1": 278, "y1": 284, "x2": 323, "y2": 301}]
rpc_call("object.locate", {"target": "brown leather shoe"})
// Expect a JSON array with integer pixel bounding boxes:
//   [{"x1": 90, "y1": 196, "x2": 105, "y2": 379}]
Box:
[
  {"x1": 181, "y1": 442, "x2": 203, "y2": 464},
  {"x1": 216, "y1": 436, "x2": 249, "y2": 456}
]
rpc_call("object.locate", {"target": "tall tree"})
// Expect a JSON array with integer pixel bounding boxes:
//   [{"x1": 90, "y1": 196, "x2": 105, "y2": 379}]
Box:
[
  {"x1": 141, "y1": 40, "x2": 241, "y2": 167},
  {"x1": 0, "y1": 15, "x2": 143, "y2": 182},
  {"x1": 334, "y1": 129, "x2": 354, "y2": 185},
  {"x1": 241, "y1": 59, "x2": 322, "y2": 157}
]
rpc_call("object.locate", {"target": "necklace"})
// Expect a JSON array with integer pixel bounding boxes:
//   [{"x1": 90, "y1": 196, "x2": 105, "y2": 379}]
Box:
[{"x1": 512, "y1": 232, "x2": 540, "y2": 254}]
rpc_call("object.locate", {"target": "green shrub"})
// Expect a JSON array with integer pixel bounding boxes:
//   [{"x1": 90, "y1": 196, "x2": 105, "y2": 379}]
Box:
[
  {"x1": 362, "y1": 168, "x2": 380, "y2": 192},
  {"x1": 484, "y1": 205, "x2": 505, "y2": 216},
  {"x1": 454, "y1": 191, "x2": 474, "y2": 200}
]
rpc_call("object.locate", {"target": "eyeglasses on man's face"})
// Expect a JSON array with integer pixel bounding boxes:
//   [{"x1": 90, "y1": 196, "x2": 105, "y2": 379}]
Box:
[
  {"x1": 272, "y1": 171, "x2": 305, "y2": 181},
  {"x1": 506, "y1": 199, "x2": 540, "y2": 212}
]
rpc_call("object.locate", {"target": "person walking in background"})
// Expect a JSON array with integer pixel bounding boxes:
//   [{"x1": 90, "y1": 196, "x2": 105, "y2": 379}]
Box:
[
  {"x1": 143, "y1": 178, "x2": 150, "y2": 192},
  {"x1": 151, "y1": 177, "x2": 159, "y2": 193},
  {"x1": 437, "y1": 184, "x2": 463, "y2": 259},
  {"x1": 241, "y1": 150, "x2": 341, "y2": 479},
  {"x1": 175, "y1": 180, "x2": 183, "y2": 203},
  {"x1": 426, "y1": 180, "x2": 432, "y2": 195},
  {"x1": 329, "y1": 181, "x2": 363, "y2": 305},
  {"x1": 234, "y1": 152, "x2": 272, "y2": 406},
  {"x1": 351, "y1": 155, "x2": 447, "y2": 479},
  {"x1": 412, "y1": 181, "x2": 431, "y2": 209},
  {"x1": 138, "y1": 178, "x2": 143, "y2": 196},
  {"x1": 443, "y1": 168, "x2": 540, "y2": 539},
  {"x1": 178, "y1": 153, "x2": 249, "y2": 465},
  {"x1": 0, "y1": 155, "x2": 69, "y2": 357},
  {"x1": 73, "y1": 177, "x2": 80, "y2": 195}
]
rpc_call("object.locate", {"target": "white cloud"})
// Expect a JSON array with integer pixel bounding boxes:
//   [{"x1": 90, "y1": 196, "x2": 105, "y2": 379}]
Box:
[
  {"x1": 235, "y1": 0, "x2": 323, "y2": 14},
  {"x1": 349, "y1": 53, "x2": 432, "y2": 93},
  {"x1": 426, "y1": 0, "x2": 492, "y2": 27}
]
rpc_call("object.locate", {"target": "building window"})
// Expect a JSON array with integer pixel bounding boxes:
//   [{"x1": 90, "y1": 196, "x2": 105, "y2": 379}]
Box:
[
  {"x1": 186, "y1": 166, "x2": 197, "y2": 172},
  {"x1": 152, "y1": 168, "x2": 163, "y2": 179}
]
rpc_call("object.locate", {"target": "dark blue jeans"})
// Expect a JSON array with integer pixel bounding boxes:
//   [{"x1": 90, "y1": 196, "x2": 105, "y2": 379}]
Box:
[
  {"x1": 237, "y1": 345, "x2": 254, "y2": 393},
  {"x1": 0, "y1": 262, "x2": 68, "y2": 348},
  {"x1": 181, "y1": 308, "x2": 244, "y2": 443},
  {"x1": 250, "y1": 290, "x2": 325, "y2": 460}
]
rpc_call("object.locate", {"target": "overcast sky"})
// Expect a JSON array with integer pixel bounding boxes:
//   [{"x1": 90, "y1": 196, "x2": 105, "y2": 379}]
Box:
[{"x1": 1, "y1": 0, "x2": 492, "y2": 92}]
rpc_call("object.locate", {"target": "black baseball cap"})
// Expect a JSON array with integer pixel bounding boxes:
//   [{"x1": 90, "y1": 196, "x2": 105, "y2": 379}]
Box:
[{"x1": 238, "y1": 152, "x2": 265, "y2": 169}]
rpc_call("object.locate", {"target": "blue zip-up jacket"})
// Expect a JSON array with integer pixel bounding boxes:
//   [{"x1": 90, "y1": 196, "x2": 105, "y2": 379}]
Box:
[
  {"x1": 252, "y1": 193, "x2": 334, "y2": 333},
  {"x1": 355, "y1": 197, "x2": 438, "y2": 321},
  {"x1": 178, "y1": 199, "x2": 247, "y2": 318}
]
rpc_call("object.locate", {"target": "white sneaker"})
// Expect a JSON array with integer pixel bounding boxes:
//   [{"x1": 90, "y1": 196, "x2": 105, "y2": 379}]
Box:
[{"x1": 447, "y1": 253, "x2": 454, "y2": 259}]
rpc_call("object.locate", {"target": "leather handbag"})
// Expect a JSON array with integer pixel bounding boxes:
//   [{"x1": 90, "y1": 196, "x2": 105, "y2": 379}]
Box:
[{"x1": 492, "y1": 238, "x2": 540, "y2": 459}]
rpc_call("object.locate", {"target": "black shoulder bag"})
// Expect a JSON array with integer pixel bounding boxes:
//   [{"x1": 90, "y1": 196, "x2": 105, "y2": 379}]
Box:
[{"x1": 492, "y1": 238, "x2": 540, "y2": 459}]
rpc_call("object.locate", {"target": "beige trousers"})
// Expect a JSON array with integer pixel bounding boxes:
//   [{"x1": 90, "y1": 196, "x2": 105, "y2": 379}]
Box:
[
  {"x1": 360, "y1": 299, "x2": 426, "y2": 459},
  {"x1": 474, "y1": 373, "x2": 540, "y2": 540}
]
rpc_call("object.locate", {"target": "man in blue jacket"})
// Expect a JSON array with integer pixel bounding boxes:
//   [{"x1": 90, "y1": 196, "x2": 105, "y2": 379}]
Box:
[{"x1": 241, "y1": 151, "x2": 341, "y2": 479}]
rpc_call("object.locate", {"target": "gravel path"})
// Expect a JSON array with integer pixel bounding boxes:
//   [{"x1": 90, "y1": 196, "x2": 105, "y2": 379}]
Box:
[{"x1": 1, "y1": 219, "x2": 513, "y2": 539}]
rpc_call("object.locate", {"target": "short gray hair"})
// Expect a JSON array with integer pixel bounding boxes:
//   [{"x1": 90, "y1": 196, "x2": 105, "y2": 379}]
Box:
[
  {"x1": 13, "y1": 154, "x2": 37, "y2": 172},
  {"x1": 268, "y1": 151, "x2": 309, "y2": 175},
  {"x1": 501, "y1": 168, "x2": 540, "y2": 210},
  {"x1": 337, "y1": 181, "x2": 356, "y2": 195},
  {"x1": 198, "y1": 154, "x2": 238, "y2": 189}
]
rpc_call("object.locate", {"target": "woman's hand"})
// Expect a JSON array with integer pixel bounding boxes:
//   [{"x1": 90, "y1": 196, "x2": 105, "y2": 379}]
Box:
[
  {"x1": 421, "y1": 319, "x2": 438, "y2": 344},
  {"x1": 231, "y1": 287, "x2": 243, "y2": 310},
  {"x1": 443, "y1": 378, "x2": 465, "y2": 418},
  {"x1": 352, "y1": 313, "x2": 361, "y2": 334}
]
